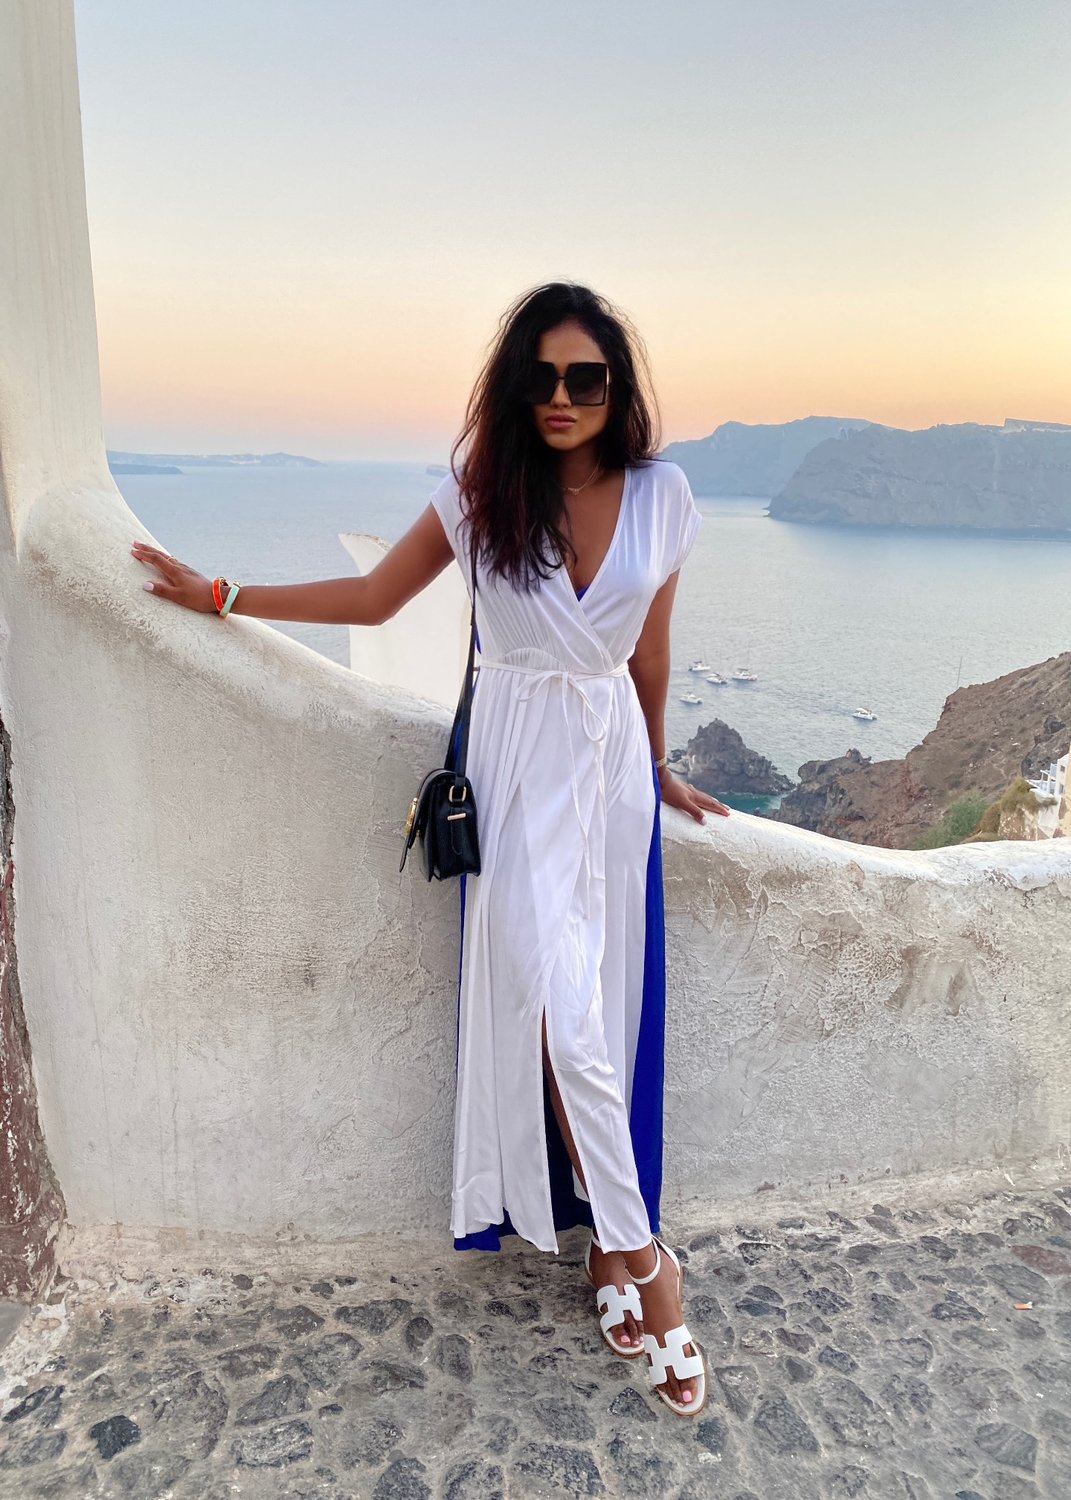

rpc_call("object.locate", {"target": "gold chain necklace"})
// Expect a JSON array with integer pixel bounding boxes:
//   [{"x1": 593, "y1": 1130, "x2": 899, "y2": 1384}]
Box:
[{"x1": 563, "y1": 462, "x2": 603, "y2": 495}]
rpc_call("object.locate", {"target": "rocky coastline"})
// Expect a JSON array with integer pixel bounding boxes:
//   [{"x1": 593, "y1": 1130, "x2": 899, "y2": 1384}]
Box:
[
  {"x1": 673, "y1": 654, "x2": 1071, "y2": 849},
  {"x1": 769, "y1": 653, "x2": 1071, "y2": 848},
  {"x1": 669, "y1": 719, "x2": 793, "y2": 799}
]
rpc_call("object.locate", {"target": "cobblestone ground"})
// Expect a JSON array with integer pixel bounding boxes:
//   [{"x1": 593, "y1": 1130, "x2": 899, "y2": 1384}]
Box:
[{"x1": 2, "y1": 1183, "x2": 1071, "y2": 1499}]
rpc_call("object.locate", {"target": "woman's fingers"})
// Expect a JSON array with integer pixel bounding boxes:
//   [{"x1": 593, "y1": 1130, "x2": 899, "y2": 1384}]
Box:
[
  {"x1": 668, "y1": 784, "x2": 731, "y2": 824},
  {"x1": 130, "y1": 540, "x2": 214, "y2": 613},
  {"x1": 662, "y1": 780, "x2": 706, "y2": 825},
  {"x1": 131, "y1": 541, "x2": 184, "y2": 582}
]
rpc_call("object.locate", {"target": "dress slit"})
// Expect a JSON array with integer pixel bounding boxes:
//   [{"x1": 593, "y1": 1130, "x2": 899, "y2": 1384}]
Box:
[{"x1": 452, "y1": 749, "x2": 665, "y2": 1253}]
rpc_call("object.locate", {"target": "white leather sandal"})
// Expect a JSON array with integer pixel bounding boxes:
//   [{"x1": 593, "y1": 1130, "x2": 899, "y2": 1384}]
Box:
[
  {"x1": 584, "y1": 1230, "x2": 645, "y2": 1358},
  {"x1": 632, "y1": 1237, "x2": 708, "y2": 1417}
]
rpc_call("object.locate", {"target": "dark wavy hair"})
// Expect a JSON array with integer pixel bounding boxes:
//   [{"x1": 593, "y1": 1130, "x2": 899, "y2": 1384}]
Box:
[{"x1": 449, "y1": 282, "x2": 661, "y2": 589}]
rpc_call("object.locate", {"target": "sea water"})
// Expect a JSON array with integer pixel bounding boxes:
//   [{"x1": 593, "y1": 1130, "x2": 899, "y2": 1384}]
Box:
[{"x1": 119, "y1": 461, "x2": 1071, "y2": 807}]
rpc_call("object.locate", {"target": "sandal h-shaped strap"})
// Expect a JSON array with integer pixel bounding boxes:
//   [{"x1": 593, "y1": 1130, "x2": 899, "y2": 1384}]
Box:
[
  {"x1": 633, "y1": 1239, "x2": 708, "y2": 1417},
  {"x1": 642, "y1": 1323, "x2": 706, "y2": 1390},
  {"x1": 585, "y1": 1232, "x2": 644, "y2": 1357},
  {"x1": 596, "y1": 1282, "x2": 642, "y2": 1342}
]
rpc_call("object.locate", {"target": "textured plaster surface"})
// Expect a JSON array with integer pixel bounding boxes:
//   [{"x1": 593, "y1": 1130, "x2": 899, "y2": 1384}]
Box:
[
  {"x1": 0, "y1": 1303, "x2": 27, "y2": 1355},
  {"x1": 1, "y1": 0, "x2": 1070, "y2": 1262},
  {"x1": 661, "y1": 823, "x2": 1071, "y2": 1211}
]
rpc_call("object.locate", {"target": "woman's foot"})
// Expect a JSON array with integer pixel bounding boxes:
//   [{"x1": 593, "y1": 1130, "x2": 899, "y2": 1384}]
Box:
[
  {"x1": 625, "y1": 1239, "x2": 704, "y2": 1410},
  {"x1": 585, "y1": 1234, "x2": 644, "y2": 1352}
]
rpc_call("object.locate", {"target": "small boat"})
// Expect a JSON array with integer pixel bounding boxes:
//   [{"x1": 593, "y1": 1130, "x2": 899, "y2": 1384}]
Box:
[
  {"x1": 688, "y1": 660, "x2": 711, "y2": 673},
  {"x1": 679, "y1": 691, "x2": 703, "y2": 705},
  {"x1": 704, "y1": 672, "x2": 727, "y2": 685},
  {"x1": 852, "y1": 707, "x2": 877, "y2": 721},
  {"x1": 732, "y1": 668, "x2": 757, "y2": 682}
]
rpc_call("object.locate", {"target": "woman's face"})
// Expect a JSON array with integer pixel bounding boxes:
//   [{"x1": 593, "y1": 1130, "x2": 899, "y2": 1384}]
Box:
[{"x1": 531, "y1": 320, "x2": 612, "y2": 455}]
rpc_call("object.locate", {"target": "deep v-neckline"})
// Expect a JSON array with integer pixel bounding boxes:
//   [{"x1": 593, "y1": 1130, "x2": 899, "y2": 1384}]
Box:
[{"x1": 562, "y1": 465, "x2": 632, "y2": 608}]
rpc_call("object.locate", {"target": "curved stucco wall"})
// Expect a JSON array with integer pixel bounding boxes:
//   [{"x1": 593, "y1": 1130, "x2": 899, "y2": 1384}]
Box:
[
  {"x1": 2, "y1": 2, "x2": 1070, "y2": 1247},
  {"x1": 340, "y1": 532, "x2": 472, "y2": 712}
]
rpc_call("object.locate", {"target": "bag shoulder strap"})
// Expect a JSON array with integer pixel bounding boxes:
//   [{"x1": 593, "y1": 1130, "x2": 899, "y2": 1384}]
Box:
[{"x1": 445, "y1": 532, "x2": 478, "y2": 776}]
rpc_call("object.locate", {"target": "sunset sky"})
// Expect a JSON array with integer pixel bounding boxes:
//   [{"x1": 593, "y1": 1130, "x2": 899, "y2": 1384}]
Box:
[{"x1": 75, "y1": 1, "x2": 1071, "y2": 462}]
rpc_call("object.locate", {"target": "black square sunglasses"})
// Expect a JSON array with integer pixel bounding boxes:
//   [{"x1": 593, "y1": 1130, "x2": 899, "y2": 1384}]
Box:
[{"x1": 524, "y1": 361, "x2": 609, "y2": 407}]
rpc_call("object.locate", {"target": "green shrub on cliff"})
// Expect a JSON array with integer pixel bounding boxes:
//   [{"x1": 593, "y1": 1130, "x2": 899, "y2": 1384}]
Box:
[
  {"x1": 911, "y1": 791, "x2": 991, "y2": 849},
  {"x1": 964, "y1": 777, "x2": 1041, "y2": 843}
]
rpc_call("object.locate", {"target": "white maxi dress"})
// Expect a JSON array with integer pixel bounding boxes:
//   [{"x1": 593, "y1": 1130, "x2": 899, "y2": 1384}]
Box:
[{"x1": 430, "y1": 458, "x2": 702, "y2": 1255}]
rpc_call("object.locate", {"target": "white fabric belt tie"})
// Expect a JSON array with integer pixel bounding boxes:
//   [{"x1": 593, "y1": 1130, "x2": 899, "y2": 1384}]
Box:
[
  {"x1": 478, "y1": 659, "x2": 630, "y2": 917},
  {"x1": 478, "y1": 658, "x2": 630, "y2": 745}
]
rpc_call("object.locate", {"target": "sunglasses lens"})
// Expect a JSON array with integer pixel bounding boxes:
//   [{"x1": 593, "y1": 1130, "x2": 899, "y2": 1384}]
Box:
[
  {"x1": 566, "y1": 363, "x2": 608, "y2": 404},
  {"x1": 525, "y1": 362, "x2": 559, "y2": 404}
]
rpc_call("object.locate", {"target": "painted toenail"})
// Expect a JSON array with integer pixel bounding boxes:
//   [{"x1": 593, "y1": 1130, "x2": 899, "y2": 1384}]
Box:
[{"x1": 683, "y1": 1391, "x2": 693, "y2": 1403}]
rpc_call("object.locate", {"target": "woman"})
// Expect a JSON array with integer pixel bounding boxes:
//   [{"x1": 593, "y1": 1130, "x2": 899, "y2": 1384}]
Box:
[{"x1": 131, "y1": 281, "x2": 730, "y2": 1417}]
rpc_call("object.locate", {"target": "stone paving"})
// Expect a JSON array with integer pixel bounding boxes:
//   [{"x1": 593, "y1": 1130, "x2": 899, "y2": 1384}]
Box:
[{"x1": 2, "y1": 1183, "x2": 1071, "y2": 1498}]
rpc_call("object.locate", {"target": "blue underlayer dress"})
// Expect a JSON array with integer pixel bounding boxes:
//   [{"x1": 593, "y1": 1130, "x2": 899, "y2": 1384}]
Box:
[{"x1": 450, "y1": 580, "x2": 666, "y2": 1252}]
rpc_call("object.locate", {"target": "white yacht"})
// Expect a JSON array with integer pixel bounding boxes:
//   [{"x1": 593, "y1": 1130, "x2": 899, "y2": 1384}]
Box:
[
  {"x1": 679, "y1": 691, "x2": 703, "y2": 705},
  {"x1": 704, "y1": 672, "x2": 728, "y2": 685},
  {"x1": 732, "y1": 667, "x2": 758, "y2": 682},
  {"x1": 688, "y1": 660, "x2": 711, "y2": 673},
  {"x1": 852, "y1": 707, "x2": 877, "y2": 721}
]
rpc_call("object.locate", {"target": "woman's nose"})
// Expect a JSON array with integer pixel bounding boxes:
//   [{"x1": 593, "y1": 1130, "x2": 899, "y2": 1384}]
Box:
[{"x1": 549, "y1": 374, "x2": 572, "y2": 406}]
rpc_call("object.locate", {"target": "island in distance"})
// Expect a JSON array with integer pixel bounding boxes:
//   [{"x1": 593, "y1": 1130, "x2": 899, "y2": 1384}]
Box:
[
  {"x1": 660, "y1": 415, "x2": 871, "y2": 496},
  {"x1": 663, "y1": 416, "x2": 1071, "y2": 533},
  {"x1": 107, "y1": 450, "x2": 326, "y2": 475},
  {"x1": 769, "y1": 418, "x2": 1071, "y2": 534}
]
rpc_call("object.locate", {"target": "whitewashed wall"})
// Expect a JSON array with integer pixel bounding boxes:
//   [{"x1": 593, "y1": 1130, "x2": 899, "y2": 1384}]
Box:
[
  {"x1": 1, "y1": 1, "x2": 1069, "y2": 1248},
  {"x1": 340, "y1": 532, "x2": 471, "y2": 711}
]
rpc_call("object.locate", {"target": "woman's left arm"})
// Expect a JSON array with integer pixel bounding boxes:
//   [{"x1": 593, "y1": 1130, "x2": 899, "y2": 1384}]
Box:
[{"x1": 629, "y1": 571, "x2": 731, "y2": 825}]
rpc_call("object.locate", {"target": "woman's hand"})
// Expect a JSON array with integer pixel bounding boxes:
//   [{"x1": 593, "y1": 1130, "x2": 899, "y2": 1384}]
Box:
[
  {"x1": 658, "y1": 764, "x2": 731, "y2": 825},
  {"x1": 131, "y1": 541, "x2": 216, "y2": 613},
  {"x1": 130, "y1": 503, "x2": 455, "y2": 625}
]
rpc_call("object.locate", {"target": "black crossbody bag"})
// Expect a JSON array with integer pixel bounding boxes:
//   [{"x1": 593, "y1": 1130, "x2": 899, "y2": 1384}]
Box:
[{"x1": 399, "y1": 541, "x2": 481, "y2": 881}]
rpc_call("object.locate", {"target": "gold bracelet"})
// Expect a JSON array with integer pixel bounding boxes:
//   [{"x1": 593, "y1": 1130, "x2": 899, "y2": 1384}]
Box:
[{"x1": 654, "y1": 754, "x2": 669, "y2": 769}]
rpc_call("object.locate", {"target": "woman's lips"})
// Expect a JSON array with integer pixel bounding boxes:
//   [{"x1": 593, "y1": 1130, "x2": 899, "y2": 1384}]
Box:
[{"x1": 546, "y1": 416, "x2": 576, "y2": 429}]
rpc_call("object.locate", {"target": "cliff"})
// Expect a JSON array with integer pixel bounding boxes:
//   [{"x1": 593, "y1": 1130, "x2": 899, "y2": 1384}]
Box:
[
  {"x1": 771, "y1": 652, "x2": 1071, "y2": 848},
  {"x1": 769, "y1": 420, "x2": 1071, "y2": 532},
  {"x1": 671, "y1": 718, "x2": 793, "y2": 797},
  {"x1": 660, "y1": 416, "x2": 871, "y2": 496}
]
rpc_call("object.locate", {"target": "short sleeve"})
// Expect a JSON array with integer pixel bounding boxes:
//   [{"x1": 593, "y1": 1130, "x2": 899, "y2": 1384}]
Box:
[
  {"x1": 662, "y1": 465, "x2": 702, "y2": 581},
  {"x1": 428, "y1": 472, "x2": 467, "y2": 563}
]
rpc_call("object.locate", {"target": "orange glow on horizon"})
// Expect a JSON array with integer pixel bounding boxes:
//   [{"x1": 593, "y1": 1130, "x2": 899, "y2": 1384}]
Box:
[{"x1": 92, "y1": 238, "x2": 1071, "y2": 457}]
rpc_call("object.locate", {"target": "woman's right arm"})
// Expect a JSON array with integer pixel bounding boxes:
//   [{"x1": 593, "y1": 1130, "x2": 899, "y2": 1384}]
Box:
[{"x1": 130, "y1": 502, "x2": 456, "y2": 625}]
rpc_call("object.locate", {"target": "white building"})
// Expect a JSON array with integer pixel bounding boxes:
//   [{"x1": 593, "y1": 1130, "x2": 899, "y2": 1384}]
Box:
[{"x1": 1026, "y1": 747, "x2": 1070, "y2": 840}]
